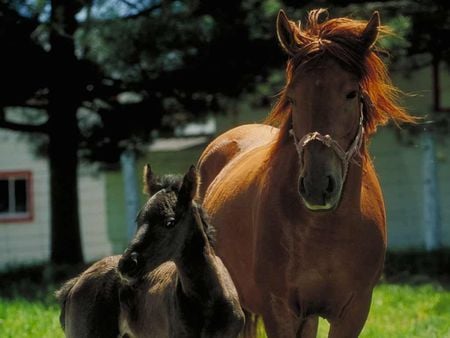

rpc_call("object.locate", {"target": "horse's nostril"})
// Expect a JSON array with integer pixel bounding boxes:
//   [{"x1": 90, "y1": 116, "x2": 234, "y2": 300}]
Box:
[
  {"x1": 299, "y1": 177, "x2": 307, "y2": 196},
  {"x1": 130, "y1": 252, "x2": 139, "y2": 264},
  {"x1": 119, "y1": 252, "x2": 139, "y2": 276},
  {"x1": 325, "y1": 175, "x2": 335, "y2": 194}
]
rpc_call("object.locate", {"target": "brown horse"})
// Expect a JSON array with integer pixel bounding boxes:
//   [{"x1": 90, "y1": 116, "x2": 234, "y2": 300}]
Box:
[
  {"x1": 198, "y1": 9, "x2": 416, "y2": 338},
  {"x1": 57, "y1": 166, "x2": 244, "y2": 338}
]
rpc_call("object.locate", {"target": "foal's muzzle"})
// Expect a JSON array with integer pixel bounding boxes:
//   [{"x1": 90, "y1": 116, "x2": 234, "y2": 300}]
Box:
[{"x1": 118, "y1": 251, "x2": 140, "y2": 280}]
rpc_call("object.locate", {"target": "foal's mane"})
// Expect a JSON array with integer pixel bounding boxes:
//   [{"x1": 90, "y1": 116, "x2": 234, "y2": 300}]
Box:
[
  {"x1": 151, "y1": 173, "x2": 216, "y2": 245},
  {"x1": 266, "y1": 9, "x2": 416, "y2": 147}
]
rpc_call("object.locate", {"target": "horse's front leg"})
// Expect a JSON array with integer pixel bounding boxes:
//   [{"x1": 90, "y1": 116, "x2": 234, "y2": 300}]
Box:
[
  {"x1": 327, "y1": 291, "x2": 372, "y2": 338},
  {"x1": 261, "y1": 294, "x2": 301, "y2": 338},
  {"x1": 297, "y1": 316, "x2": 318, "y2": 338}
]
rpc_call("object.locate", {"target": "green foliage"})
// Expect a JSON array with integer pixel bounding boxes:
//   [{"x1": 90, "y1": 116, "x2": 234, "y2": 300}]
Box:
[
  {"x1": 1, "y1": 0, "x2": 284, "y2": 163},
  {"x1": 76, "y1": 0, "x2": 284, "y2": 163}
]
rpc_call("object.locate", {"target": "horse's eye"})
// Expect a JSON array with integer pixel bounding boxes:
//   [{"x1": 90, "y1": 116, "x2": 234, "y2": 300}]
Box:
[
  {"x1": 165, "y1": 217, "x2": 176, "y2": 228},
  {"x1": 286, "y1": 97, "x2": 294, "y2": 105},
  {"x1": 346, "y1": 90, "x2": 357, "y2": 99}
]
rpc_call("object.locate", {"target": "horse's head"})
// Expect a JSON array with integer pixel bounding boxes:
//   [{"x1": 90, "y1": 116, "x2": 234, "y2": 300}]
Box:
[
  {"x1": 275, "y1": 9, "x2": 381, "y2": 211},
  {"x1": 118, "y1": 165, "x2": 200, "y2": 283}
]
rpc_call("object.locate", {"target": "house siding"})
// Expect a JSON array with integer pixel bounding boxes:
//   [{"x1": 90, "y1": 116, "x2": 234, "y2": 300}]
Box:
[
  {"x1": 370, "y1": 131, "x2": 450, "y2": 249},
  {"x1": 0, "y1": 130, "x2": 112, "y2": 270}
]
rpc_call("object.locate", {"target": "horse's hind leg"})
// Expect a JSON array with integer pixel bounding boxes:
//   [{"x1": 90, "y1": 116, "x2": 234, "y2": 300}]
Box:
[{"x1": 297, "y1": 316, "x2": 318, "y2": 338}]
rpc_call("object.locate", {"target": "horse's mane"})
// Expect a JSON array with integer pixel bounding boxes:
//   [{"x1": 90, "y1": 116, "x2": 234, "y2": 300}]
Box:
[
  {"x1": 265, "y1": 9, "x2": 417, "y2": 142},
  {"x1": 148, "y1": 174, "x2": 183, "y2": 194},
  {"x1": 151, "y1": 173, "x2": 215, "y2": 245}
]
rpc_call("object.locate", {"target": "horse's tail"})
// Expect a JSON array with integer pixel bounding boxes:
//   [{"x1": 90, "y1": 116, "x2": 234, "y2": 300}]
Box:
[
  {"x1": 55, "y1": 277, "x2": 79, "y2": 331},
  {"x1": 241, "y1": 310, "x2": 260, "y2": 338}
]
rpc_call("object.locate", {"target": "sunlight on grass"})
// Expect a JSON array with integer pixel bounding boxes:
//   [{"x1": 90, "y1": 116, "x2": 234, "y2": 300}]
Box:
[
  {"x1": 0, "y1": 298, "x2": 64, "y2": 338},
  {"x1": 256, "y1": 283, "x2": 450, "y2": 338},
  {"x1": 361, "y1": 284, "x2": 450, "y2": 338},
  {"x1": 0, "y1": 283, "x2": 449, "y2": 337}
]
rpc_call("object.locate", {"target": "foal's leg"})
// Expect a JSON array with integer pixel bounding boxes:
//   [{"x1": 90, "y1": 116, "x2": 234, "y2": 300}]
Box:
[
  {"x1": 327, "y1": 292, "x2": 372, "y2": 338},
  {"x1": 296, "y1": 316, "x2": 318, "y2": 338}
]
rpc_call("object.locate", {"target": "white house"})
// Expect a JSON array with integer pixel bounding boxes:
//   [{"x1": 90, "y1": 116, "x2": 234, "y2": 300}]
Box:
[{"x1": 0, "y1": 129, "x2": 112, "y2": 270}]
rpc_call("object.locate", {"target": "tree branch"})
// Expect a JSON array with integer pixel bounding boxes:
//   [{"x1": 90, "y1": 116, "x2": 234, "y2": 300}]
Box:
[
  {"x1": 83, "y1": 2, "x2": 163, "y2": 25},
  {"x1": 122, "y1": 2, "x2": 163, "y2": 19},
  {"x1": 0, "y1": 108, "x2": 48, "y2": 134},
  {"x1": 117, "y1": 0, "x2": 146, "y2": 12}
]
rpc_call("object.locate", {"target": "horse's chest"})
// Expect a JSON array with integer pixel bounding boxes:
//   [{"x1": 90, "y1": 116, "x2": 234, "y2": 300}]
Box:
[
  {"x1": 293, "y1": 239, "x2": 375, "y2": 279},
  {"x1": 285, "y1": 230, "x2": 383, "y2": 312}
]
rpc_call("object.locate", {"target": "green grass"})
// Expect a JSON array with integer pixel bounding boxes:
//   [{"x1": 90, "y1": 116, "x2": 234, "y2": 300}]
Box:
[
  {"x1": 359, "y1": 283, "x2": 450, "y2": 338},
  {"x1": 255, "y1": 283, "x2": 450, "y2": 338},
  {"x1": 0, "y1": 298, "x2": 63, "y2": 338},
  {"x1": 0, "y1": 281, "x2": 449, "y2": 337},
  {"x1": 0, "y1": 262, "x2": 449, "y2": 338}
]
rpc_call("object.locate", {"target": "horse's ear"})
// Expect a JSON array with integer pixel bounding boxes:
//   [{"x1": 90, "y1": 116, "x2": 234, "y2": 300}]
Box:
[
  {"x1": 276, "y1": 10, "x2": 297, "y2": 57},
  {"x1": 178, "y1": 165, "x2": 198, "y2": 206},
  {"x1": 143, "y1": 164, "x2": 155, "y2": 196},
  {"x1": 361, "y1": 11, "x2": 380, "y2": 50}
]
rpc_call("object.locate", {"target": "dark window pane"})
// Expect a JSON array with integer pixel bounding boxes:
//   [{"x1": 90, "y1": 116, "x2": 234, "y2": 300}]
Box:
[
  {"x1": 15, "y1": 179, "x2": 27, "y2": 212},
  {"x1": 0, "y1": 180, "x2": 9, "y2": 213}
]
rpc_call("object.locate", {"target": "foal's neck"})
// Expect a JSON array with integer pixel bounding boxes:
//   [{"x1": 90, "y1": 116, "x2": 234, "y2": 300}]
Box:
[{"x1": 174, "y1": 212, "x2": 219, "y2": 301}]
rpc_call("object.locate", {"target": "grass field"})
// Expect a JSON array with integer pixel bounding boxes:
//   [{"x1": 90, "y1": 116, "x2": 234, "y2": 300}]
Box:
[{"x1": 0, "y1": 276, "x2": 449, "y2": 338}]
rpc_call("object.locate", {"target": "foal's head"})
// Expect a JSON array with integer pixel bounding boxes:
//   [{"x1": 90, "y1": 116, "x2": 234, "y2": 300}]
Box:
[
  {"x1": 273, "y1": 9, "x2": 383, "y2": 211},
  {"x1": 118, "y1": 165, "x2": 211, "y2": 282}
]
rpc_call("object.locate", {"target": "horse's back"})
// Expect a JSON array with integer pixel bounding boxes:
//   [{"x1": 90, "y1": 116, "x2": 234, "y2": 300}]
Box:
[
  {"x1": 198, "y1": 124, "x2": 277, "y2": 199},
  {"x1": 60, "y1": 255, "x2": 122, "y2": 338}
]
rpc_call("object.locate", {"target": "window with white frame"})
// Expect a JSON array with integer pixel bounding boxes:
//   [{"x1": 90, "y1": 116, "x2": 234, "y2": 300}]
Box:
[{"x1": 0, "y1": 171, "x2": 33, "y2": 222}]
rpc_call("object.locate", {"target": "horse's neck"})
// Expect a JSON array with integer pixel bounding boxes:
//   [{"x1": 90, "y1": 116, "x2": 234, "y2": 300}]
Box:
[
  {"x1": 174, "y1": 225, "x2": 219, "y2": 301},
  {"x1": 334, "y1": 157, "x2": 364, "y2": 213}
]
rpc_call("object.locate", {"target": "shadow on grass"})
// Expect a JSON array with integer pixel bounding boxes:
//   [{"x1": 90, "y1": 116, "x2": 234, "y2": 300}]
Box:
[
  {"x1": 1, "y1": 249, "x2": 449, "y2": 301},
  {"x1": 0, "y1": 263, "x2": 90, "y2": 302},
  {"x1": 383, "y1": 249, "x2": 450, "y2": 289}
]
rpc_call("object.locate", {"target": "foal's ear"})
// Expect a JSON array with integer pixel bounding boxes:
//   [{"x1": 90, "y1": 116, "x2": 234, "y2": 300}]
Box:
[
  {"x1": 361, "y1": 11, "x2": 380, "y2": 50},
  {"x1": 276, "y1": 10, "x2": 297, "y2": 57},
  {"x1": 143, "y1": 164, "x2": 157, "y2": 196},
  {"x1": 178, "y1": 165, "x2": 198, "y2": 206}
]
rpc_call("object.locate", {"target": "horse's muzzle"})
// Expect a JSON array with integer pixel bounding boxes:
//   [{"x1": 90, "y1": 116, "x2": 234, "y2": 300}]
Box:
[
  {"x1": 118, "y1": 251, "x2": 140, "y2": 280},
  {"x1": 298, "y1": 172, "x2": 342, "y2": 211}
]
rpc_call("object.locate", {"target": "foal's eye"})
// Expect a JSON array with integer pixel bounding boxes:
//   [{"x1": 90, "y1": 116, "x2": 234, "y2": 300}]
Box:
[
  {"x1": 286, "y1": 97, "x2": 294, "y2": 106},
  {"x1": 346, "y1": 90, "x2": 357, "y2": 99},
  {"x1": 165, "y1": 217, "x2": 176, "y2": 228}
]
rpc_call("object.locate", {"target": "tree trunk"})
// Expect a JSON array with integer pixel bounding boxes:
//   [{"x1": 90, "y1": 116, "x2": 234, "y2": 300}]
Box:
[{"x1": 49, "y1": 0, "x2": 83, "y2": 264}]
